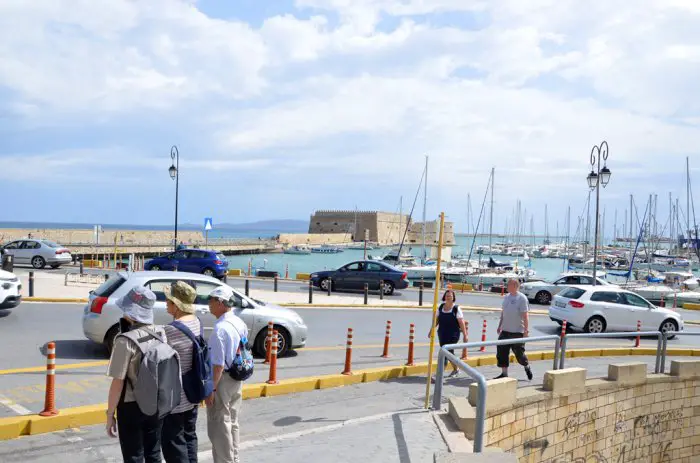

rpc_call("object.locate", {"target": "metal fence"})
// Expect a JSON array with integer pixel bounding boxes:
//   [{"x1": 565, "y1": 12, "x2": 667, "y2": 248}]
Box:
[
  {"x1": 659, "y1": 331, "x2": 700, "y2": 373},
  {"x1": 432, "y1": 335, "x2": 562, "y2": 452},
  {"x1": 558, "y1": 331, "x2": 665, "y2": 373}
]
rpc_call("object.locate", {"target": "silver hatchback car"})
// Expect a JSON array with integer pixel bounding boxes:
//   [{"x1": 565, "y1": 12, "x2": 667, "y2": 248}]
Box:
[{"x1": 82, "y1": 271, "x2": 308, "y2": 356}]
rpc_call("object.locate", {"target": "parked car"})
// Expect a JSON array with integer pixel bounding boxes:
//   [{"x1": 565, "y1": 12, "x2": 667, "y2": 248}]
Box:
[
  {"x1": 310, "y1": 260, "x2": 409, "y2": 296},
  {"x1": 0, "y1": 239, "x2": 72, "y2": 269},
  {"x1": 0, "y1": 269, "x2": 21, "y2": 309},
  {"x1": 144, "y1": 249, "x2": 229, "y2": 278},
  {"x1": 82, "y1": 271, "x2": 307, "y2": 356},
  {"x1": 549, "y1": 286, "x2": 682, "y2": 336},
  {"x1": 521, "y1": 273, "x2": 615, "y2": 305}
]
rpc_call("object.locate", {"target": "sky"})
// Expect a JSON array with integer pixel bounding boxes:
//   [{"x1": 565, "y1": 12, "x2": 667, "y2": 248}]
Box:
[{"x1": 1, "y1": 0, "x2": 700, "y2": 238}]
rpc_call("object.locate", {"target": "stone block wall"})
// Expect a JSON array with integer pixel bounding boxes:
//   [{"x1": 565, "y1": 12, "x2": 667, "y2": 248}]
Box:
[
  {"x1": 277, "y1": 233, "x2": 351, "y2": 245},
  {"x1": 451, "y1": 361, "x2": 700, "y2": 462}
]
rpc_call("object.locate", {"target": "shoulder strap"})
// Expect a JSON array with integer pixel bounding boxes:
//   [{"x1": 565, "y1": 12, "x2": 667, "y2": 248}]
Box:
[
  {"x1": 224, "y1": 319, "x2": 245, "y2": 354},
  {"x1": 452, "y1": 305, "x2": 459, "y2": 317},
  {"x1": 170, "y1": 320, "x2": 199, "y2": 344}
]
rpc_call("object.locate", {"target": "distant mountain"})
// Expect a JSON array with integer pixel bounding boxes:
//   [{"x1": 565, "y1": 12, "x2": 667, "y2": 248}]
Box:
[{"x1": 182, "y1": 219, "x2": 308, "y2": 233}]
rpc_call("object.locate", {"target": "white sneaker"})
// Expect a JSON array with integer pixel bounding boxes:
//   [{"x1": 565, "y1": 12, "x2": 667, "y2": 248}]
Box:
[{"x1": 448, "y1": 370, "x2": 459, "y2": 378}]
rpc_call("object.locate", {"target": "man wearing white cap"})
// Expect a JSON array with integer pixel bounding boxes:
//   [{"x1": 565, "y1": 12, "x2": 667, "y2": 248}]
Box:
[
  {"x1": 105, "y1": 286, "x2": 167, "y2": 463},
  {"x1": 205, "y1": 285, "x2": 248, "y2": 463}
]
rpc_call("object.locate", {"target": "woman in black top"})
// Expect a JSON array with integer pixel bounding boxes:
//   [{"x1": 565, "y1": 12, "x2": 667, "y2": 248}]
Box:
[{"x1": 431, "y1": 289, "x2": 469, "y2": 379}]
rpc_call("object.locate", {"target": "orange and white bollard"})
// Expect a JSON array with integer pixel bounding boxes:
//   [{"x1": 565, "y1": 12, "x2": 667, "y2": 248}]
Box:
[
  {"x1": 560, "y1": 320, "x2": 567, "y2": 341},
  {"x1": 39, "y1": 342, "x2": 58, "y2": 416},
  {"x1": 267, "y1": 331, "x2": 279, "y2": 384},
  {"x1": 285, "y1": 264, "x2": 289, "y2": 279},
  {"x1": 479, "y1": 320, "x2": 487, "y2": 352},
  {"x1": 635, "y1": 320, "x2": 641, "y2": 348},
  {"x1": 342, "y1": 328, "x2": 353, "y2": 375},
  {"x1": 461, "y1": 321, "x2": 469, "y2": 359},
  {"x1": 381, "y1": 321, "x2": 392, "y2": 358},
  {"x1": 264, "y1": 321, "x2": 274, "y2": 365},
  {"x1": 406, "y1": 324, "x2": 415, "y2": 366}
]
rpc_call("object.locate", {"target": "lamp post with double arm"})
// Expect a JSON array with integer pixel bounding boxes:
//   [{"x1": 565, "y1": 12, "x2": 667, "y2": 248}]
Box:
[
  {"x1": 586, "y1": 141, "x2": 611, "y2": 286},
  {"x1": 169, "y1": 145, "x2": 180, "y2": 251}
]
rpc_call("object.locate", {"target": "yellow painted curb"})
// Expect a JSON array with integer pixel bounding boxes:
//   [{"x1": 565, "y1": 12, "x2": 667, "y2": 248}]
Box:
[
  {"x1": 23, "y1": 297, "x2": 89, "y2": 303},
  {"x1": 2, "y1": 348, "x2": 697, "y2": 440},
  {"x1": 683, "y1": 302, "x2": 700, "y2": 310},
  {"x1": 226, "y1": 269, "x2": 243, "y2": 276}
]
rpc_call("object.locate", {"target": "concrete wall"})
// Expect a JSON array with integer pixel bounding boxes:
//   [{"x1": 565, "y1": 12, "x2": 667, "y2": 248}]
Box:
[
  {"x1": 278, "y1": 233, "x2": 351, "y2": 245},
  {"x1": 450, "y1": 360, "x2": 700, "y2": 462},
  {"x1": 406, "y1": 220, "x2": 456, "y2": 246},
  {"x1": 0, "y1": 228, "x2": 204, "y2": 246}
]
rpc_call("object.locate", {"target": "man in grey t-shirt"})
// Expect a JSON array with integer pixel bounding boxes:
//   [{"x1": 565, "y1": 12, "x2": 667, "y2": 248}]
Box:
[{"x1": 495, "y1": 279, "x2": 533, "y2": 380}]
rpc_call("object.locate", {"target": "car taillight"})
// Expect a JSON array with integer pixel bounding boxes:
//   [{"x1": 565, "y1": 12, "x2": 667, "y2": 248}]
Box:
[
  {"x1": 401, "y1": 272, "x2": 407, "y2": 280},
  {"x1": 569, "y1": 300, "x2": 585, "y2": 308},
  {"x1": 90, "y1": 296, "x2": 108, "y2": 314},
  {"x1": 214, "y1": 260, "x2": 223, "y2": 265}
]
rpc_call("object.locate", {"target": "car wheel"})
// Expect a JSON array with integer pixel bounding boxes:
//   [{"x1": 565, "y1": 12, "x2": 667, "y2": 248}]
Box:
[
  {"x1": 202, "y1": 268, "x2": 216, "y2": 277},
  {"x1": 660, "y1": 319, "x2": 678, "y2": 340},
  {"x1": 253, "y1": 326, "x2": 291, "y2": 357},
  {"x1": 584, "y1": 316, "x2": 606, "y2": 334},
  {"x1": 535, "y1": 291, "x2": 552, "y2": 305},
  {"x1": 319, "y1": 278, "x2": 331, "y2": 292},
  {"x1": 104, "y1": 324, "x2": 120, "y2": 355},
  {"x1": 382, "y1": 281, "x2": 395, "y2": 296},
  {"x1": 151, "y1": 265, "x2": 160, "y2": 271},
  {"x1": 31, "y1": 256, "x2": 46, "y2": 269}
]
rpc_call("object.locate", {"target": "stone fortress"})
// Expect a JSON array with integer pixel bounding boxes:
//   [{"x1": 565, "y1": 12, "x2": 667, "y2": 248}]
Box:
[{"x1": 307, "y1": 210, "x2": 456, "y2": 247}]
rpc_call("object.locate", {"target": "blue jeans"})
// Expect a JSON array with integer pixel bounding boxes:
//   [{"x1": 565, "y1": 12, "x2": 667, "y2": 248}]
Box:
[{"x1": 161, "y1": 406, "x2": 199, "y2": 462}]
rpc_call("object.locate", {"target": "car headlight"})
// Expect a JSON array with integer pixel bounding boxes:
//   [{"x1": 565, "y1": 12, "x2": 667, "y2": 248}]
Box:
[{"x1": 310, "y1": 274, "x2": 318, "y2": 278}]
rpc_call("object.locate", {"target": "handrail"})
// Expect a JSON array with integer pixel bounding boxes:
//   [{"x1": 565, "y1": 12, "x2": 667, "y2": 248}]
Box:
[
  {"x1": 659, "y1": 331, "x2": 700, "y2": 373},
  {"x1": 432, "y1": 335, "x2": 561, "y2": 453},
  {"x1": 558, "y1": 331, "x2": 664, "y2": 373}
]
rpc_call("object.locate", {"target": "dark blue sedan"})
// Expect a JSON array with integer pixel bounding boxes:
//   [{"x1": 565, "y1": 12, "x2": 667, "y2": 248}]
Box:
[
  {"x1": 310, "y1": 260, "x2": 409, "y2": 296},
  {"x1": 145, "y1": 249, "x2": 229, "y2": 278}
]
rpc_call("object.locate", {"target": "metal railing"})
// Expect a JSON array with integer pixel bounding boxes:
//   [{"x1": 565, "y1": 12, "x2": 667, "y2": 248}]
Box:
[
  {"x1": 432, "y1": 335, "x2": 561, "y2": 452},
  {"x1": 659, "y1": 331, "x2": 700, "y2": 373},
  {"x1": 559, "y1": 331, "x2": 665, "y2": 373}
]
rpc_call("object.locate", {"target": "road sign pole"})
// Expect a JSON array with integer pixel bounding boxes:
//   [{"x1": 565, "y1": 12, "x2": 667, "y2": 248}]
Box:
[{"x1": 205, "y1": 230, "x2": 209, "y2": 249}]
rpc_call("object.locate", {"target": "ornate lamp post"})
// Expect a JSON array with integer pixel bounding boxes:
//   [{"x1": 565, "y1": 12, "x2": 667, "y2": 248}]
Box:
[
  {"x1": 169, "y1": 145, "x2": 180, "y2": 251},
  {"x1": 586, "y1": 141, "x2": 611, "y2": 285}
]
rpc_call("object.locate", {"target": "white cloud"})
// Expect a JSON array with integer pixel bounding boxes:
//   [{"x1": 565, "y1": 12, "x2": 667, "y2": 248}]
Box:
[{"x1": 1, "y1": 0, "x2": 700, "y2": 228}]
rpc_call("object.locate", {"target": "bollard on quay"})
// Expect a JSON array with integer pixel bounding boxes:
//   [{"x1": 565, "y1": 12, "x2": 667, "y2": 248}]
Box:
[
  {"x1": 327, "y1": 278, "x2": 332, "y2": 296},
  {"x1": 364, "y1": 283, "x2": 369, "y2": 305},
  {"x1": 29, "y1": 271, "x2": 35, "y2": 297},
  {"x1": 39, "y1": 342, "x2": 58, "y2": 416},
  {"x1": 379, "y1": 280, "x2": 384, "y2": 300},
  {"x1": 245, "y1": 279, "x2": 250, "y2": 297},
  {"x1": 419, "y1": 279, "x2": 424, "y2": 306},
  {"x1": 274, "y1": 276, "x2": 278, "y2": 292},
  {"x1": 308, "y1": 279, "x2": 313, "y2": 304}
]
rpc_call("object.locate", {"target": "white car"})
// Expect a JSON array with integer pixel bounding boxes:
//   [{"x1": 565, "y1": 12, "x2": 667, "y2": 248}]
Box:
[
  {"x1": 1, "y1": 239, "x2": 73, "y2": 269},
  {"x1": 0, "y1": 269, "x2": 21, "y2": 309},
  {"x1": 521, "y1": 273, "x2": 614, "y2": 305},
  {"x1": 82, "y1": 271, "x2": 308, "y2": 356},
  {"x1": 549, "y1": 285, "x2": 683, "y2": 336}
]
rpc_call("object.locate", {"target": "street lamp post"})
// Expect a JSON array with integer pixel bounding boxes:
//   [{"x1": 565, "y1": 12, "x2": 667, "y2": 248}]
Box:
[
  {"x1": 169, "y1": 145, "x2": 180, "y2": 251},
  {"x1": 586, "y1": 141, "x2": 611, "y2": 286}
]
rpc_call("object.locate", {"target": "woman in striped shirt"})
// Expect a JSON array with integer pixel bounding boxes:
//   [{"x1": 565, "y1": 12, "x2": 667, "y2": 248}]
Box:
[{"x1": 163, "y1": 281, "x2": 201, "y2": 463}]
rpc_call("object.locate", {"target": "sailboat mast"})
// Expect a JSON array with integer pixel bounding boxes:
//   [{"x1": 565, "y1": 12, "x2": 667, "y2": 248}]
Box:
[
  {"x1": 489, "y1": 167, "x2": 494, "y2": 259},
  {"x1": 564, "y1": 205, "x2": 571, "y2": 271},
  {"x1": 688, "y1": 157, "x2": 691, "y2": 258},
  {"x1": 399, "y1": 196, "x2": 403, "y2": 246},
  {"x1": 422, "y1": 155, "x2": 428, "y2": 264},
  {"x1": 584, "y1": 191, "x2": 591, "y2": 261}
]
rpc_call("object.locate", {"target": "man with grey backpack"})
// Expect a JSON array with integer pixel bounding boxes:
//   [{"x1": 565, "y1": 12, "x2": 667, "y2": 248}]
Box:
[
  {"x1": 205, "y1": 286, "x2": 250, "y2": 463},
  {"x1": 105, "y1": 286, "x2": 182, "y2": 463}
]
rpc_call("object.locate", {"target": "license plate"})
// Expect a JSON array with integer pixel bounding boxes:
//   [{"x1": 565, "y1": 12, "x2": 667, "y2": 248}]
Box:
[{"x1": 555, "y1": 301, "x2": 566, "y2": 308}]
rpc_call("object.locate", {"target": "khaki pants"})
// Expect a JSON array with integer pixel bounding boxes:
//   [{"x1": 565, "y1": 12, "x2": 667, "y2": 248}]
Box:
[{"x1": 207, "y1": 374, "x2": 243, "y2": 463}]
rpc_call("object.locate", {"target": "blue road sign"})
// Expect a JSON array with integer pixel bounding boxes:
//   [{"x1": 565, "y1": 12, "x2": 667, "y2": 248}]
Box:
[{"x1": 204, "y1": 217, "x2": 213, "y2": 231}]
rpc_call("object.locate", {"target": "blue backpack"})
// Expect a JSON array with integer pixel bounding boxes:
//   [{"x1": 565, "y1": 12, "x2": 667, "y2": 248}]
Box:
[
  {"x1": 226, "y1": 321, "x2": 255, "y2": 381},
  {"x1": 170, "y1": 320, "x2": 214, "y2": 403}
]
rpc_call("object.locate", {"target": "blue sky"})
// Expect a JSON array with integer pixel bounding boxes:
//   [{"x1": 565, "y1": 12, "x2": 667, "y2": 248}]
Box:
[{"x1": 1, "y1": 0, "x2": 700, "y2": 238}]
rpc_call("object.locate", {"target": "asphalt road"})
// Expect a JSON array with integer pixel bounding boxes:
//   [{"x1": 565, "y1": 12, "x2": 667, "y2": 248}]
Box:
[{"x1": 0, "y1": 302, "x2": 699, "y2": 419}]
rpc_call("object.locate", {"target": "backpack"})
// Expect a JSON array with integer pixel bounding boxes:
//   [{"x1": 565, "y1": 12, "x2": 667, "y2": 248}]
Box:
[
  {"x1": 170, "y1": 320, "x2": 214, "y2": 403},
  {"x1": 119, "y1": 327, "x2": 182, "y2": 418},
  {"x1": 225, "y1": 320, "x2": 254, "y2": 381}
]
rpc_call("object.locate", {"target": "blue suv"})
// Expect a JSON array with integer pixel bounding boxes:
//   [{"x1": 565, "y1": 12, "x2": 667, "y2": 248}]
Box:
[{"x1": 145, "y1": 249, "x2": 229, "y2": 278}]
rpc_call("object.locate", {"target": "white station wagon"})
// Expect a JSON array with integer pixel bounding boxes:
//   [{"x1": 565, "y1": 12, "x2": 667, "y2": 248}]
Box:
[
  {"x1": 82, "y1": 271, "x2": 308, "y2": 356},
  {"x1": 549, "y1": 285, "x2": 683, "y2": 336}
]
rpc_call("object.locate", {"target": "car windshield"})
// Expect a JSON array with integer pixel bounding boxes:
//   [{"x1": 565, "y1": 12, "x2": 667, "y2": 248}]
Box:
[{"x1": 40, "y1": 240, "x2": 61, "y2": 248}]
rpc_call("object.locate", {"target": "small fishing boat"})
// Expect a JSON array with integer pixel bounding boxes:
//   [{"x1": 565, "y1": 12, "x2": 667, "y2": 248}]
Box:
[
  {"x1": 311, "y1": 245, "x2": 344, "y2": 254},
  {"x1": 283, "y1": 245, "x2": 311, "y2": 255}
]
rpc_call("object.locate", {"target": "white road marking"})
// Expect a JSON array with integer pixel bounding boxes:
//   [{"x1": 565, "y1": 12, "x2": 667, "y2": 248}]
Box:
[
  {"x1": 0, "y1": 393, "x2": 32, "y2": 415},
  {"x1": 196, "y1": 409, "x2": 426, "y2": 461}
]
